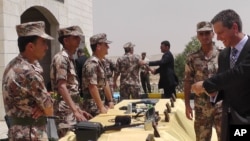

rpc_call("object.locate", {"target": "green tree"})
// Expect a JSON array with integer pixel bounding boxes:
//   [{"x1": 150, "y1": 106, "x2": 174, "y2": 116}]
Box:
[
  {"x1": 174, "y1": 54, "x2": 185, "y2": 81},
  {"x1": 78, "y1": 43, "x2": 91, "y2": 57},
  {"x1": 174, "y1": 36, "x2": 200, "y2": 92},
  {"x1": 183, "y1": 37, "x2": 201, "y2": 56},
  {"x1": 83, "y1": 46, "x2": 90, "y2": 57}
]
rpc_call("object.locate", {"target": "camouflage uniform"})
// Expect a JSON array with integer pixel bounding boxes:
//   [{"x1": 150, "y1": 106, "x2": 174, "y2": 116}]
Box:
[
  {"x1": 2, "y1": 55, "x2": 53, "y2": 141},
  {"x1": 184, "y1": 48, "x2": 222, "y2": 141},
  {"x1": 115, "y1": 42, "x2": 141, "y2": 99},
  {"x1": 50, "y1": 49, "x2": 82, "y2": 134},
  {"x1": 140, "y1": 55, "x2": 151, "y2": 94},
  {"x1": 2, "y1": 21, "x2": 54, "y2": 141},
  {"x1": 82, "y1": 56, "x2": 106, "y2": 116},
  {"x1": 102, "y1": 58, "x2": 116, "y2": 94}
]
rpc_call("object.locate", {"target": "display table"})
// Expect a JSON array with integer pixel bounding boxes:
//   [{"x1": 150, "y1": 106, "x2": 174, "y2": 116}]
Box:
[{"x1": 89, "y1": 99, "x2": 196, "y2": 141}]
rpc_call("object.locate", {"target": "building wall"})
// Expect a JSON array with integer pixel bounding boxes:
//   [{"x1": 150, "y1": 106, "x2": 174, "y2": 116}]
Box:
[{"x1": 0, "y1": 0, "x2": 93, "y2": 120}]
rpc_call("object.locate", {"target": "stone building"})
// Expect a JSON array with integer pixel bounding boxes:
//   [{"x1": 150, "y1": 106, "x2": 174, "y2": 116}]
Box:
[{"x1": 0, "y1": 0, "x2": 93, "y2": 120}]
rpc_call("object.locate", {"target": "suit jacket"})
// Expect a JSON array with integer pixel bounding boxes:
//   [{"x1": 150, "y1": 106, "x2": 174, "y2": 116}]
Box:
[
  {"x1": 148, "y1": 51, "x2": 178, "y2": 89},
  {"x1": 75, "y1": 55, "x2": 88, "y2": 88},
  {"x1": 203, "y1": 37, "x2": 250, "y2": 141}
]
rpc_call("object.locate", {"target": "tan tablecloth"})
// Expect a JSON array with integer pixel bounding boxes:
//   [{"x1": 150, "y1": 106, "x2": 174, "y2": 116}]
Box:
[
  {"x1": 59, "y1": 99, "x2": 219, "y2": 141},
  {"x1": 90, "y1": 99, "x2": 196, "y2": 141}
]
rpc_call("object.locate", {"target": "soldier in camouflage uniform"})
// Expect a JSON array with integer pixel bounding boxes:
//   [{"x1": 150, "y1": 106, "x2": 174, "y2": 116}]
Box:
[
  {"x1": 2, "y1": 21, "x2": 54, "y2": 141},
  {"x1": 140, "y1": 52, "x2": 151, "y2": 94},
  {"x1": 82, "y1": 33, "x2": 114, "y2": 116},
  {"x1": 50, "y1": 26, "x2": 92, "y2": 138},
  {"x1": 184, "y1": 21, "x2": 222, "y2": 141},
  {"x1": 113, "y1": 42, "x2": 146, "y2": 100},
  {"x1": 102, "y1": 58, "x2": 116, "y2": 95}
]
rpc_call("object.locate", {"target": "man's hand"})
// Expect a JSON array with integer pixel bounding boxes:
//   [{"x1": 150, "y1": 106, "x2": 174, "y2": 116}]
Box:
[
  {"x1": 108, "y1": 101, "x2": 114, "y2": 109},
  {"x1": 139, "y1": 60, "x2": 147, "y2": 65},
  {"x1": 191, "y1": 81, "x2": 205, "y2": 96},
  {"x1": 149, "y1": 68, "x2": 156, "y2": 74},
  {"x1": 32, "y1": 106, "x2": 44, "y2": 119},
  {"x1": 78, "y1": 108, "x2": 93, "y2": 120},
  {"x1": 74, "y1": 110, "x2": 87, "y2": 122},
  {"x1": 100, "y1": 106, "x2": 108, "y2": 114},
  {"x1": 185, "y1": 104, "x2": 193, "y2": 120}
]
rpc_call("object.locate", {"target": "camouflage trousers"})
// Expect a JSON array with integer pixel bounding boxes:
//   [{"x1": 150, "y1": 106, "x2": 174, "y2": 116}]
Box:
[
  {"x1": 8, "y1": 125, "x2": 48, "y2": 141},
  {"x1": 82, "y1": 99, "x2": 105, "y2": 117},
  {"x1": 54, "y1": 99, "x2": 81, "y2": 138},
  {"x1": 81, "y1": 89, "x2": 106, "y2": 117},
  {"x1": 194, "y1": 94, "x2": 222, "y2": 141},
  {"x1": 120, "y1": 84, "x2": 140, "y2": 100}
]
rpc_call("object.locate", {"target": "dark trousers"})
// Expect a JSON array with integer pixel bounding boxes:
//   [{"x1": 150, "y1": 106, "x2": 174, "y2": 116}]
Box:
[
  {"x1": 163, "y1": 86, "x2": 176, "y2": 98},
  {"x1": 140, "y1": 73, "x2": 151, "y2": 94}
]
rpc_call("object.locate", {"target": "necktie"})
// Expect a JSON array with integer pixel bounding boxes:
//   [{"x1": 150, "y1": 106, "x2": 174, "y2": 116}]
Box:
[{"x1": 230, "y1": 48, "x2": 238, "y2": 68}]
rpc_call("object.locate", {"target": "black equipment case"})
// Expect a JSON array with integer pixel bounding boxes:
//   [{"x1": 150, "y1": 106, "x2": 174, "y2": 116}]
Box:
[{"x1": 75, "y1": 121, "x2": 104, "y2": 141}]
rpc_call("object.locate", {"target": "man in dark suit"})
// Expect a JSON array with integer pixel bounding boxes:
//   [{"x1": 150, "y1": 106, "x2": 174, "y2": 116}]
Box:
[
  {"x1": 191, "y1": 9, "x2": 250, "y2": 141},
  {"x1": 148, "y1": 40, "x2": 178, "y2": 98},
  {"x1": 75, "y1": 48, "x2": 88, "y2": 96}
]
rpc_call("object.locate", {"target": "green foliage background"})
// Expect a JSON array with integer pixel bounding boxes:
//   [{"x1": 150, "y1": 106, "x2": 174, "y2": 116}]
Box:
[
  {"x1": 174, "y1": 36, "x2": 200, "y2": 92},
  {"x1": 83, "y1": 46, "x2": 90, "y2": 57}
]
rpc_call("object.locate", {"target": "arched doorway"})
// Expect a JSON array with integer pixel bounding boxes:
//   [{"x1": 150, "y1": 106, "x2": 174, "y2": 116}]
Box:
[{"x1": 21, "y1": 6, "x2": 59, "y2": 90}]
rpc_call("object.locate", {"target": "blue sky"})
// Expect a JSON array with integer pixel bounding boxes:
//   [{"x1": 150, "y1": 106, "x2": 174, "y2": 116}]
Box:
[{"x1": 93, "y1": 0, "x2": 250, "y2": 57}]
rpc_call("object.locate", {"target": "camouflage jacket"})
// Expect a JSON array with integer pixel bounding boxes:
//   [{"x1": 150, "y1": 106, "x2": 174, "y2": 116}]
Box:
[
  {"x1": 115, "y1": 53, "x2": 141, "y2": 86},
  {"x1": 102, "y1": 58, "x2": 116, "y2": 85},
  {"x1": 82, "y1": 55, "x2": 107, "y2": 91},
  {"x1": 2, "y1": 54, "x2": 53, "y2": 140},
  {"x1": 50, "y1": 49, "x2": 79, "y2": 95},
  {"x1": 184, "y1": 47, "x2": 219, "y2": 84}
]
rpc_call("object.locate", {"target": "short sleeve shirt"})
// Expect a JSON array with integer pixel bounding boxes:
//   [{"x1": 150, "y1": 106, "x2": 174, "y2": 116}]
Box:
[
  {"x1": 2, "y1": 54, "x2": 53, "y2": 117},
  {"x1": 2, "y1": 54, "x2": 53, "y2": 140},
  {"x1": 82, "y1": 56, "x2": 106, "y2": 90},
  {"x1": 184, "y1": 48, "x2": 219, "y2": 84},
  {"x1": 115, "y1": 53, "x2": 141, "y2": 86},
  {"x1": 50, "y1": 49, "x2": 79, "y2": 95}
]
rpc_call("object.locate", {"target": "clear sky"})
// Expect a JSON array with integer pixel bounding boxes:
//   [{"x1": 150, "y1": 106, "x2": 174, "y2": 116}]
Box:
[{"x1": 93, "y1": 0, "x2": 250, "y2": 57}]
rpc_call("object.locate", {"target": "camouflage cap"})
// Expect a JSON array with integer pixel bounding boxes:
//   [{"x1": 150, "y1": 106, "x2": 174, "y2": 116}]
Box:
[
  {"x1": 123, "y1": 42, "x2": 135, "y2": 49},
  {"x1": 58, "y1": 26, "x2": 84, "y2": 38},
  {"x1": 16, "y1": 21, "x2": 53, "y2": 40},
  {"x1": 197, "y1": 21, "x2": 213, "y2": 32},
  {"x1": 90, "y1": 33, "x2": 112, "y2": 45}
]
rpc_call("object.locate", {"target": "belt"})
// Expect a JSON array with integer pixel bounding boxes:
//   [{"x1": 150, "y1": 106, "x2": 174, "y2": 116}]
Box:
[{"x1": 9, "y1": 116, "x2": 47, "y2": 126}]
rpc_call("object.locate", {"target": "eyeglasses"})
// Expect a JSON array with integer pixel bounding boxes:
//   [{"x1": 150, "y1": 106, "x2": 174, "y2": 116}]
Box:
[{"x1": 198, "y1": 31, "x2": 211, "y2": 36}]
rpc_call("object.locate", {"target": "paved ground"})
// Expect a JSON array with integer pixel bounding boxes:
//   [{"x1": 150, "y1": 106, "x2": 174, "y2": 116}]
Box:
[{"x1": 0, "y1": 120, "x2": 8, "y2": 140}]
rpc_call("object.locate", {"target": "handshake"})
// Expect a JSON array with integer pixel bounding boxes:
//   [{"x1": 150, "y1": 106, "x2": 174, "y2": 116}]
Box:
[{"x1": 139, "y1": 60, "x2": 157, "y2": 74}]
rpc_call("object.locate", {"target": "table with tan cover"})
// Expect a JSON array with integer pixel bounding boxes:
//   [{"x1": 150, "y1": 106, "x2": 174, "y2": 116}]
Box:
[
  {"x1": 59, "y1": 98, "x2": 219, "y2": 141},
  {"x1": 90, "y1": 99, "x2": 195, "y2": 141}
]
